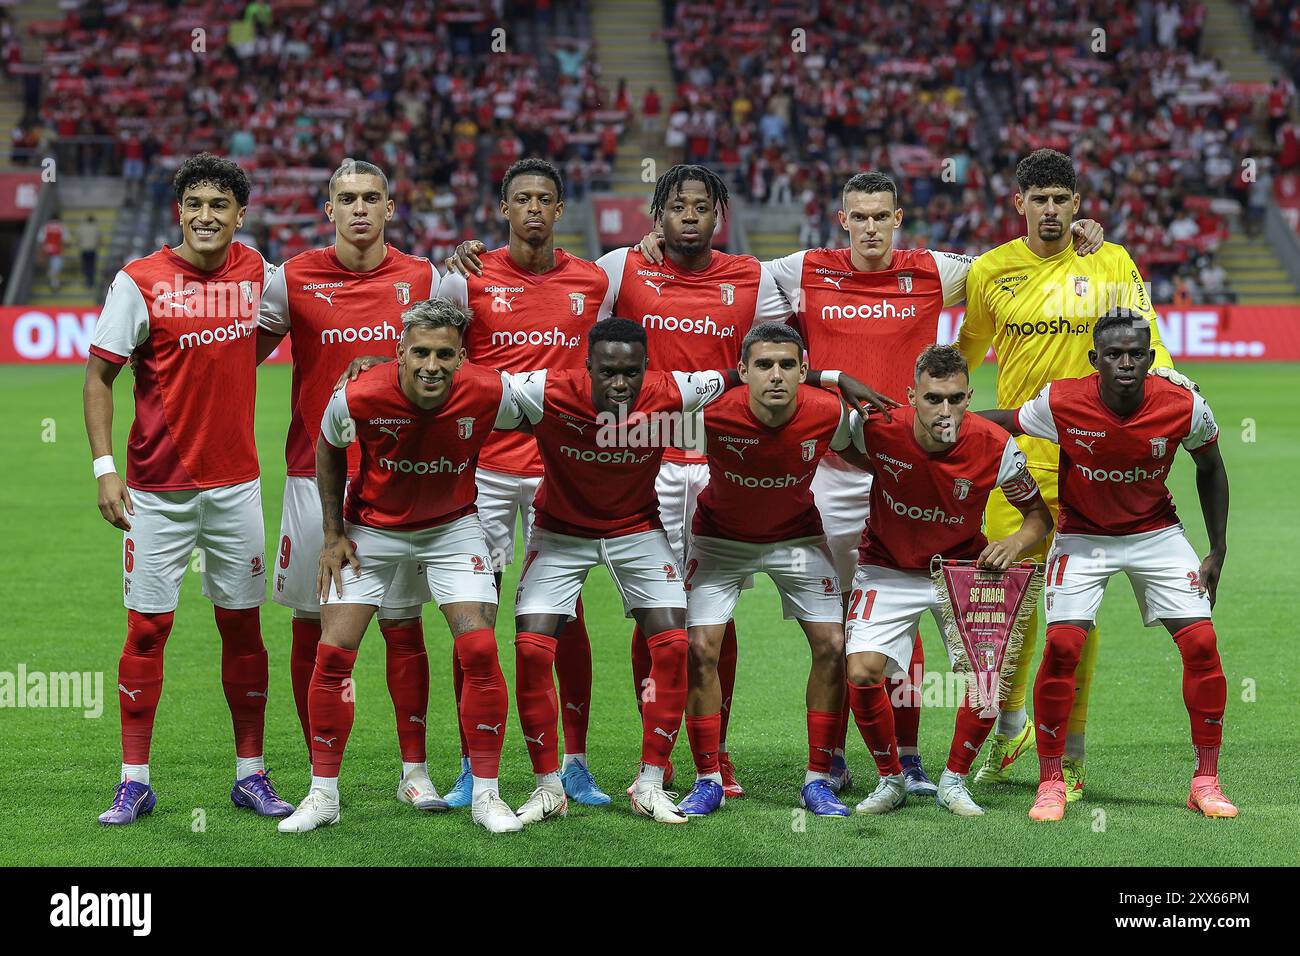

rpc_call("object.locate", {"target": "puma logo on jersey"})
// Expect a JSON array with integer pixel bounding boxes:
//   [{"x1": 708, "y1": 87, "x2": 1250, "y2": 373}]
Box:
[
  {"x1": 408, "y1": 715, "x2": 425, "y2": 726},
  {"x1": 380, "y1": 425, "x2": 401, "y2": 440},
  {"x1": 881, "y1": 462, "x2": 904, "y2": 481},
  {"x1": 314, "y1": 291, "x2": 336, "y2": 306},
  {"x1": 524, "y1": 732, "x2": 545, "y2": 746},
  {"x1": 653, "y1": 727, "x2": 679, "y2": 742},
  {"x1": 1037, "y1": 723, "x2": 1060, "y2": 739},
  {"x1": 476, "y1": 722, "x2": 502, "y2": 735},
  {"x1": 117, "y1": 684, "x2": 141, "y2": 701},
  {"x1": 644, "y1": 279, "x2": 665, "y2": 295},
  {"x1": 492, "y1": 295, "x2": 516, "y2": 312},
  {"x1": 1074, "y1": 438, "x2": 1097, "y2": 454},
  {"x1": 313, "y1": 735, "x2": 337, "y2": 747},
  {"x1": 726, "y1": 444, "x2": 748, "y2": 460},
  {"x1": 822, "y1": 276, "x2": 845, "y2": 290}
]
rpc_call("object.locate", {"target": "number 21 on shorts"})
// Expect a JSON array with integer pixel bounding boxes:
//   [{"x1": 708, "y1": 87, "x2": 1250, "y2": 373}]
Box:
[{"x1": 847, "y1": 588, "x2": 877, "y2": 622}]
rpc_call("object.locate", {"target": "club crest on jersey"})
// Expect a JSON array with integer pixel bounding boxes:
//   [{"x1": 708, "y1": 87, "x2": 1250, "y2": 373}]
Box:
[
  {"x1": 1073, "y1": 275, "x2": 1090, "y2": 297},
  {"x1": 897, "y1": 272, "x2": 913, "y2": 294},
  {"x1": 457, "y1": 417, "x2": 475, "y2": 440},
  {"x1": 719, "y1": 283, "x2": 735, "y2": 305},
  {"x1": 801, "y1": 439, "x2": 817, "y2": 462},
  {"x1": 569, "y1": 292, "x2": 586, "y2": 315},
  {"x1": 952, "y1": 478, "x2": 972, "y2": 500},
  {"x1": 1150, "y1": 436, "x2": 1168, "y2": 459},
  {"x1": 394, "y1": 281, "x2": 411, "y2": 305}
]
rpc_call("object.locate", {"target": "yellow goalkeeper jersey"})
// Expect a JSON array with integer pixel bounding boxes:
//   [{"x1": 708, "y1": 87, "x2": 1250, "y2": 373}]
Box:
[{"x1": 957, "y1": 238, "x2": 1172, "y2": 470}]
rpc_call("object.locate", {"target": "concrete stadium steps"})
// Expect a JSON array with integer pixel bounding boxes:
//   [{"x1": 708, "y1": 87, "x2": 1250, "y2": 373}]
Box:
[
  {"x1": 1218, "y1": 235, "x2": 1300, "y2": 303},
  {"x1": 747, "y1": 230, "x2": 800, "y2": 262},
  {"x1": 27, "y1": 206, "x2": 118, "y2": 306},
  {"x1": 592, "y1": 0, "x2": 672, "y2": 193},
  {"x1": 1203, "y1": 0, "x2": 1278, "y2": 84},
  {"x1": 554, "y1": 229, "x2": 589, "y2": 260}
]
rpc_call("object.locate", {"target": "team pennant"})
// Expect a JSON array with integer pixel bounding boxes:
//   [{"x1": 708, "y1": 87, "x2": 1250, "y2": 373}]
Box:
[{"x1": 931, "y1": 558, "x2": 1043, "y2": 717}]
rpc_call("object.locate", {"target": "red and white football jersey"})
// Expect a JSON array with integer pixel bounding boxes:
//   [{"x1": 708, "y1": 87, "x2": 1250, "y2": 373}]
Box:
[
  {"x1": 597, "y1": 247, "x2": 790, "y2": 462},
  {"x1": 694, "y1": 384, "x2": 851, "y2": 543},
  {"x1": 90, "y1": 242, "x2": 272, "y2": 491},
  {"x1": 259, "y1": 244, "x2": 437, "y2": 478},
  {"x1": 856, "y1": 408, "x2": 1039, "y2": 571},
  {"x1": 320, "y1": 362, "x2": 517, "y2": 532},
  {"x1": 764, "y1": 247, "x2": 971, "y2": 403},
  {"x1": 1015, "y1": 374, "x2": 1219, "y2": 537},
  {"x1": 440, "y1": 247, "x2": 613, "y2": 477},
  {"x1": 510, "y1": 368, "x2": 729, "y2": 538}
]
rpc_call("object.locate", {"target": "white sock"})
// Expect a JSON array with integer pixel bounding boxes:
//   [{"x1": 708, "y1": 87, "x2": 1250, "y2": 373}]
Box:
[
  {"x1": 562, "y1": 752, "x2": 587, "y2": 769},
  {"x1": 804, "y1": 770, "x2": 831, "y2": 784},
  {"x1": 719, "y1": 740, "x2": 728, "y2": 754},
  {"x1": 402, "y1": 761, "x2": 428, "y2": 779},
  {"x1": 236, "y1": 755, "x2": 265, "y2": 780},
  {"x1": 536, "y1": 771, "x2": 562, "y2": 790},
  {"x1": 122, "y1": 763, "x2": 149, "y2": 785},
  {"x1": 697, "y1": 771, "x2": 723, "y2": 785},
  {"x1": 1065, "y1": 732, "x2": 1085, "y2": 761},
  {"x1": 938, "y1": 769, "x2": 964, "y2": 786},
  {"x1": 996, "y1": 707, "x2": 1027, "y2": 737},
  {"x1": 310, "y1": 775, "x2": 339, "y2": 799},
  {"x1": 897, "y1": 746, "x2": 920, "y2": 759},
  {"x1": 637, "y1": 763, "x2": 665, "y2": 788},
  {"x1": 471, "y1": 775, "x2": 499, "y2": 799}
]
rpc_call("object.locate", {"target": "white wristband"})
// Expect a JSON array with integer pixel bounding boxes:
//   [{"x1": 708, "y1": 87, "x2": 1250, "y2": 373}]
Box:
[
  {"x1": 92, "y1": 455, "x2": 118, "y2": 479},
  {"x1": 819, "y1": 369, "x2": 843, "y2": 387}
]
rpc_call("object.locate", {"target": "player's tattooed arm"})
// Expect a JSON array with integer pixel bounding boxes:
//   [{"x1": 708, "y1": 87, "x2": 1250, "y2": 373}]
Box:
[
  {"x1": 334, "y1": 355, "x2": 394, "y2": 389},
  {"x1": 445, "y1": 240, "x2": 487, "y2": 277},
  {"x1": 973, "y1": 408, "x2": 1022, "y2": 435},
  {"x1": 1070, "y1": 219, "x2": 1104, "y2": 256},
  {"x1": 84, "y1": 353, "x2": 135, "y2": 531},
  {"x1": 979, "y1": 492, "x2": 1052, "y2": 570},
  {"x1": 1191, "y1": 442, "x2": 1229, "y2": 607}
]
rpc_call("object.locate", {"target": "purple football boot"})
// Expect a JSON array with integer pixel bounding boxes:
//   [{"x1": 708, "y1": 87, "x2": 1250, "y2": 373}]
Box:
[
  {"x1": 98, "y1": 780, "x2": 157, "y2": 825},
  {"x1": 231, "y1": 769, "x2": 295, "y2": 817}
]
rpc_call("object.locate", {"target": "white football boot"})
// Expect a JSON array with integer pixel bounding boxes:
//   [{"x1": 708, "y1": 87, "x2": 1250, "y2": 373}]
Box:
[
  {"x1": 936, "y1": 770, "x2": 985, "y2": 816},
  {"x1": 631, "y1": 782, "x2": 688, "y2": 824},
  {"x1": 398, "y1": 768, "x2": 450, "y2": 812},
  {"x1": 854, "y1": 774, "x2": 908, "y2": 815},
  {"x1": 515, "y1": 784, "x2": 568, "y2": 825},
  {"x1": 471, "y1": 790, "x2": 524, "y2": 833},
  {"x1": 277, "y1": 789, "x2": 341, "y2": 833}
]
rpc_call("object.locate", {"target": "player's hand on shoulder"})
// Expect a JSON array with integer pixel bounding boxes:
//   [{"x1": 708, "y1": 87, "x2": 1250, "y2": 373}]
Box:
[
  {"x1": 334, "y1": 355, "x2": 392, "y2": 389},
  {"x1": 639, "y1": 230, "x2": 666, "y2": 264},
  {"x1": 445, "y1": 240, "x2": 486, "y2": 277},
  {"x1": 976, "y1": 537, "x2": 1019, "y2": 571},
  {"x1": 1070, "y1": 219, "x2": 1104, "y2": 256},
  {"x1": 1149, "y1": 366, "x2": 1199, "y2": 392},
  {"x1": 836, "y1": 372, "x2": 900, "y2": 421},
  {"x1": 96, "y1": 473, "x2": 134, "y2": 531},
  {"x1": 317, "y1": 534, "x2": 360, "y2": 604}
]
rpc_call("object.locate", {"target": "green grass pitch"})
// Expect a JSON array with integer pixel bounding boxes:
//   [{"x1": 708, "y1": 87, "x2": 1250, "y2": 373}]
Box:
[{"x1": 1, "y1": 362, "x2": 1294, "y2": 866}]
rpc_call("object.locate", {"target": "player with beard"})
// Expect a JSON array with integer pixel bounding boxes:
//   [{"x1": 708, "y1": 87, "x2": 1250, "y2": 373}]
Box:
[
  {"x1": 639, "y1": 170, "x2": 1104, "y2": 798},
  {"x1": 256, "y1": 160, "x2": 444, "y2": 812},
  {"x1": 437, "y1": 159, "x2": 615, "y2": 807}
]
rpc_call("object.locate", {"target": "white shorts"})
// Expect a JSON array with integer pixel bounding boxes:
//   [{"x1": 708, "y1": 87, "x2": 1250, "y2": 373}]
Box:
[
  {"x1": 122, "y1": 479, "x2": 266, "y2": 614},
  {"x1": 843, "y1": 564, "x2": 956, "y2": 677},
  {"x1": 274, "y1": 475, "x2": 430, "y2": 615},
  {"x1": 1044, "y1": 526, "x2": 1211, "y2": 627},
  {"x1": 655, "y1": 458, "x2": 710, "y2": 561},
  {"x1": 514, "y1": 527, "x2": 687, "y2": 620},
  {"x1": 475, "y1": 467, "x2": 542, "y2": 570},
  {"x1": 320, "y1": 513, "x2": 499, "y2": 610},
  {"x1": 686, "y1": 535, "x2": 843, "y2": 628},
  {"x1": 811, "y1": 455, "x2": 873, "y2": 588}
]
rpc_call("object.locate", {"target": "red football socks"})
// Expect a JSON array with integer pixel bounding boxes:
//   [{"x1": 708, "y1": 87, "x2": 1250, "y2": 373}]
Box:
[
  {"x1": 451, "y1": 643, "x2": 469, "y2": 757},
  {"x1": 215, "y1": 605, "x2": 267, "y2": 759},
  {"x1": 640, "y1": 628, "x2": 688, "y2": 767},
  {"x1": 289, "y1": 617, "x2": 322, "y2": 755},
  {"x1": 555, "y1": 600, "x2": 592, "y2": 754},
  {"x1": 308, "y1": 643, "x2": 357, "y2": 777},
  {"x1": 890, "y1": 631, "x2": 923, "y2": 751},
  {"x1": 630, "y1": 623, "x2": 652, "y2": 714},
  {"x1": 946, "y1": 702, "x2": 996, "y2": 774},
  {"x1": 718, "y1": 620, "x2": 738, "y2": 744},
  {"x1": 515, "y1": 631, "x2": 560, "y2": 774},
  {"x1": 686, "y1": 712, "x2": 722, "y2": 776},
  {"x1": 380, "y1": 619, "x2": 429, "y2": 763},
  {"x1": 118, "y1": 610, "x2": 174, "y2": 765},
  {"x1": 455, "y1": 628, "x2": 508, "y2": 778},
  {"x1": 1034, "y1": 623, "x2": 1088, "y2": 780},
  {"x1": 1173, "y1": 620, "x2": 1226, "y2": 776},
  {"x1": 848, "y1": 681, "x2": 902, "y2": 776},
  {"x1": 807, "y1": 709, "x2": 840, "y2": 774}
]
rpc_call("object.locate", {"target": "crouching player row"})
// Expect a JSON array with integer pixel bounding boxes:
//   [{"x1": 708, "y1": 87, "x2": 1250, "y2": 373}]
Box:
[{"x1": 980, "y1": 308, "x2": 1235, "y2": 821}]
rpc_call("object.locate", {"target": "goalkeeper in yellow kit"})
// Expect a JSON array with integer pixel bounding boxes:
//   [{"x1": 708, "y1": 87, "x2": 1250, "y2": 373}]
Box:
[{"x1": 957, "y1": 148, "x2": 1187, "y2": 800}]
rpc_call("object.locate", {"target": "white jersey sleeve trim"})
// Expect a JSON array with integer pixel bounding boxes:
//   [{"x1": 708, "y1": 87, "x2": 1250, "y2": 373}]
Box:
[
  {"x1": 506, "y1": 369, "x2": 548, "y2": 425},
  {"x1": 596, "y1": 248, "x2": 629, "y2": 317},
  {"x1": 257, "y1": 260, "x2": 290, "y2": 335},
  {"x1": 754, "y1": 260, "x2": 793, "y2": 322},
  {"x1": 1183, "y1": 390, "x2": 1220, "y2": 452},
  {"x1": 90, "y1": 270, "x2": 150, "y2": 357},
  {"x1": 320, "y1": 387, "x2": 354, "y2": 448},
  {"x1": 494, "y1": 371, "x2": 525, "y2": 429},
  {"x1": 762, "y1": 251, "x2": 806, "y2": 307},
  {"x1": 830, "y1": 402, "x2": 853, "y2": 451},
  {"x1": 673, "y1": 369, "x2": 729, "y2": 413},
  {"x1": 928, "y1": 250, "x2": 976, "y2": 307},
  {"x1": 996, "y1": 438, "x2": 1039, "y2": 503},
  {"x1": 848, "y1": 409, "x2": 868, "y2": 454},
  {"x1": 437, "y1": 270, "x2": 469, "y2": 307},
  {"x1": 1015, "y1": 384, "x2": 1058, "y2": 442}
]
